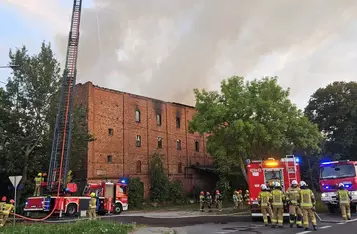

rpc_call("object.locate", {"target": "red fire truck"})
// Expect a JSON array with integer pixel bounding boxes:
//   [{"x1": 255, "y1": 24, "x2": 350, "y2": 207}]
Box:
[
  {"x1": 247, "y1": 155, "x2": 301, "y2": 220},
  {"x1": 24, "y1": 179, "x2": 128, "y2": 217},
  {"x1": 319, "y1": 160, "x2": 357, "y2": 213}
]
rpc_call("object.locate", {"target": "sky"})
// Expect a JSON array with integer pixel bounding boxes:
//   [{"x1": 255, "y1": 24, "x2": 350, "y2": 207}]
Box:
[{"x1": 1, "y1": 0, "x2": 357, "y2": 109}]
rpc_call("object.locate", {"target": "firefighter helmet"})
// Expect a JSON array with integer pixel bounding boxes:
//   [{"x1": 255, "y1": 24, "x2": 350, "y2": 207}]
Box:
[
  {"x1": 261, "y1": 184, "x2": 267, "y2": 190},
  {"x1": 200, "y1": 191, "x2": 204, "y2": 195},
  {"x1": 9, "y1": 199, "x2": 15, "y2": 204},
  {"x1": 90, "y1": 192, "x2": 96, "y2": 197},
  {"x1": 339, "y1": 183, "x2": 344, "y2": 188},
  {"x1": 292, "y1": 180, "x2": 298, "y2": 185},
  {"x1": 300, "y1": 181, "x2": 307, "y2": 187},
  {"x1": 43, "y1": 173, "x2": 47, "y2": 177},
  {"x1": 216, "y1": 190, "x2": 220, "y2": 194},
  {"x1": 37, "y1": 173, "x2": 42, "y2": 177},
  {"x1": 206, "y1": 192, "x2": 210, "y2": 195},
  {"x1": 274, "y1": 182, "x2": 281, "y2": 188},
  {"x1": 1, "y1": 196, "x2": 6, "y2": 202}
]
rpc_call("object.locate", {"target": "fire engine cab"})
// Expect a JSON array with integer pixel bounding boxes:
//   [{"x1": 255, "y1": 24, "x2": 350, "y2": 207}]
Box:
[
  {"x1": 319, "y1": 160, "x2": 357, "y2": 213},
  {"x1": 247, "y1": 155, "x2": 301, "y2": 220}
]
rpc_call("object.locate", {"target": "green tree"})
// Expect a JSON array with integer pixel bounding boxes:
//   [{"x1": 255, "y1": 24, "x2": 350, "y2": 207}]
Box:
[
  {"x1": 1, "y1": 43, "x2": 61, "y2": 201},
  {"x1": 128, "y1": 177, "x2": 144, "y2": 208},
  {"x1": 0, "y1": 42, "x2": 93, "y2": 202},
  {"x1": 149, "y1": 152, "x2": 170, "y2": 202},
  {"x1": 69, "y1": 106, "x2": 95, "y2": 174},
  {"x1": 189, "y1": 76, "x2": 322, "y2": 182},
  {"x1": 305, "y1": 81, "x2": 357, "y2": 160},
  {"x1": 169, "y1": 180, "x2": 185, "y2": 204}
]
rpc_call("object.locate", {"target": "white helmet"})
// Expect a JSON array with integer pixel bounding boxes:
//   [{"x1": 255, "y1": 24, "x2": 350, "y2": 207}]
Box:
[
  {"x1": 300, "y1": 181, "x2": 307, "y2": 187},
  {"x1": 261, "y1": 184, "x2": 267, "y2": 190},
  {"x1": 274, "y1": 182, "x2": 281, "y2": 187},
  {"x1": 339, "y1": 183, "x2": 344, "y2": 188},
  {"x1": 292, "y1": 180, "x2": 298, "y2": 185}
]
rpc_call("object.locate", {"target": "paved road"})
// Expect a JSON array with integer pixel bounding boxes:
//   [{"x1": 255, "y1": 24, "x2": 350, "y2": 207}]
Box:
[{"x1": 130, "y1": 212, "x2": 357, "y2": 234}]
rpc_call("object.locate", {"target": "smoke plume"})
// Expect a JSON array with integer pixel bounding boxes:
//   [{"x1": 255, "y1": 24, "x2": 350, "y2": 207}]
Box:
[{"x1": 5, "y1": 0, "x2": 357, "y2": 107}]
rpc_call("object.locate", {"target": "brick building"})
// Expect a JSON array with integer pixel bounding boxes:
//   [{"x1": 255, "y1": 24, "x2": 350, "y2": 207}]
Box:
[{"x1": 74, "y1": 81, "x2": 215, "y2": 196}]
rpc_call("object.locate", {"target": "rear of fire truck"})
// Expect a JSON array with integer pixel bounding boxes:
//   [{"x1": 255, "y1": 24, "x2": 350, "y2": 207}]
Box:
[
  {"x1": 247, "y1": 155, "x2": 301, "y2": 220},
  {"x1": 319, "y1": 160, "x2": 357, "y2": 213}
]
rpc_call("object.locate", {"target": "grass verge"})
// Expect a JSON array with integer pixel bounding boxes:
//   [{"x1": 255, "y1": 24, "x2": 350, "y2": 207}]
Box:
[{"x1": 0, "y1": 220, "x2": 134, "y2": 234}]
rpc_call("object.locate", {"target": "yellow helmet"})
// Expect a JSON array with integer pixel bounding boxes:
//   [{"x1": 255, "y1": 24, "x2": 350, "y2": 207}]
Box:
[
  {"x1": 38, "y1": 173, "x2": 42, "y2": 177},
  {"x1": 90, "y1": 192, "x2": 96, "y2": 197}
]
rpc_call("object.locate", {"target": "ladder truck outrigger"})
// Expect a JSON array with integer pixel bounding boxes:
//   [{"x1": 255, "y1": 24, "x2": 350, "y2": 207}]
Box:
[{"x1": 23, "y1": 0, "x2": 128, "y2": 218}]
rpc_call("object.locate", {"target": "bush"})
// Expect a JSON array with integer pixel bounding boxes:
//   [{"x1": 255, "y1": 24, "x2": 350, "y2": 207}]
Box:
[
  {"x1": 191, "y1": 186, "x2": 202, "y2": 200},
  {"x1": 169, "y1": 180, "x2": 185, "y2": 204},
  {"x1": 2, "y1": 220, "x2": 134, "y2": 234},
  {"x1": 149, "y1": 153, "x2": 170, "y2": 202},
  {"x1": 128, "y1": 177, "x2": 144, "y2": 209},
  {"x1": 215, "y1": 176, "x2": 231, "y2": 199}
]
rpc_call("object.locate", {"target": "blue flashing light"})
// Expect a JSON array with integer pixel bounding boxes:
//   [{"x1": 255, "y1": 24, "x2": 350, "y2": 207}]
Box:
[
  {"x1": 345, "y1": 184, "x2": 351, "y2": 188},
  {"x1": 321, "y1": 161, "x2": 332, "y2": 165},
  {"x1": 324, "y1": 185, "x2": 330, "y2": 189},
  {"x1": 295, "y1": 157, "x2": 300, "y2": 163},
  {"x1": 120, "y1": 178, "x2": 127, "y2": 184}
]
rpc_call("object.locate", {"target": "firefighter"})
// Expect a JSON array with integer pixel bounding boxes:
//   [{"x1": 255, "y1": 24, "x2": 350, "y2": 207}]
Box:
[
  {"x1": 0, "y1": 199, "x2": 14, "y2": 227},
  {"x1": 286, "y1": 180, "x2": 303, "y2": 228},
  {"x1": 205, "y1": 192, "x2": 212, "y2": 212},
  {"x1": 67, "y1": 170, "x2": 73, "y2": 184},
  {"x1": 258, "y1": 184, "x2": 273, "y2": 226},
  {"x1": 237, "y1": 190, "x2": 244, "y2": 209},
  {"x1": 0, "y1": 196, "x2": 6, "y2": 226},
  {"x1": 199, "y1": 191, "x2": 205, "y2": 212},
  {"x1": 34, "y1": 172, "x2": 43, "y2": 196},
  {"x1": 233, "y1": 190, "x2": 238, "y2": 210},
  {"x1": 299, "y1": 181, "x2": 317, "y2": 231},
  {"x1": 244, "y1": 190, "x2": 250, "y2": 206},
  {"x1": 270, "y1": 181, "x2": 285, "y2": 228},
  {"x1": 336, "y1": 183, "x2": 351, "y2": 221},
  {"x1": 88, "y1": 192, "x2": 97, "y2": 220},
  {"x1": 215, "y1": 190, "x2": 223, "y2": 212}
]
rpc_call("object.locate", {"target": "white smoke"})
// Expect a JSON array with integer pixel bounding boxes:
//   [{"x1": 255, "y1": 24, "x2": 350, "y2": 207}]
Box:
[{"x1": 3, "y1": 0, "x2": 357, "y2": 107}]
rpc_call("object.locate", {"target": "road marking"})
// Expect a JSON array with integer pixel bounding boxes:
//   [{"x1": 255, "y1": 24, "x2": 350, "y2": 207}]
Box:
[
  {"x1": 346, "y1": 218, "x2": 357, "y2": 223},
  {"x1": 337, "y1": 222, "x2": 346, "y2": 224},
  {"x1": 319, "y1": 226, "x2": 331, "y2": 229},
  {"x1": 296, "y1": 231, "x2": 311, "y2": 234}
]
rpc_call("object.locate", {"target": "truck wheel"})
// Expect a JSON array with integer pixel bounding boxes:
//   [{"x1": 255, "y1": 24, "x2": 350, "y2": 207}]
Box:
[
  {"x1": 66, "y1": 203, "x2": 77, "y2": 217},
  {"x1": 327, "y1": 205, "x2": 337, "y2": 213},
  {"x1": 114, "y1": 203, "x2": 122, "y2": 214}
]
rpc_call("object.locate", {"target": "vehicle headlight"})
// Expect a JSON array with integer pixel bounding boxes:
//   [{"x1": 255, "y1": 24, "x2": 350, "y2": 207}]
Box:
[{"x1": 321, "y1": 193, "x2": 327, "y2": 198}]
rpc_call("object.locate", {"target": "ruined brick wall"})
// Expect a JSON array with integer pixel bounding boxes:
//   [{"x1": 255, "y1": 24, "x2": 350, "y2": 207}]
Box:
[{"x1": 75, "y1": 81, "x2": 214, "y2": 197}]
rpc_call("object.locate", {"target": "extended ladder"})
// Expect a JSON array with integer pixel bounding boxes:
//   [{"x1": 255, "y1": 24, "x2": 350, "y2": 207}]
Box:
[
  {"x1": 47, "y1": 0, "x2": 83, "y2": 191},
  {"x1": 284, "y1": 155, "x2": 298, "y2": 186}
]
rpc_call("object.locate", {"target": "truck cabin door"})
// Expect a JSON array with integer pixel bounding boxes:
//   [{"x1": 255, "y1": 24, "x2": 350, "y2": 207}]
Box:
[
  {"x1": 116, "y1": 184, "x2": 128, "y2": 198},
  {"x1": 263, "y1": 168, "x2": 285, "y2": 191}
]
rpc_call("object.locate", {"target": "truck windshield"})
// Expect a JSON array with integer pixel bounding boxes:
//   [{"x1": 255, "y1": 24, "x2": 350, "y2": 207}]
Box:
[
  {"x1": 264, "y1": 170, "x2": 283, "y2": 187},
  {"x1": 320, "y1": 164, "x2": 356, "y2": 179}
]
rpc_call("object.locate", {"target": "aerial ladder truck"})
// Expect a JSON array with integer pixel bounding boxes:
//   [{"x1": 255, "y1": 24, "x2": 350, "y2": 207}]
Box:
[{"x1": 23, "y1": 0, "x2": 128, "y2": 218}]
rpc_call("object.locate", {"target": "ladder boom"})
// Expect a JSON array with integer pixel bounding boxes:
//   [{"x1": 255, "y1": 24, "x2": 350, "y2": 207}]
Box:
[{"x1": 47, "y1": 0, "x2": 83, "y2": 191}]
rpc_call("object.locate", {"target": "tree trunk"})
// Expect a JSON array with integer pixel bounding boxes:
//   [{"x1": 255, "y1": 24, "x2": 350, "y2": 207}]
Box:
[
  {"x1": 17, "y1": 150, "x2": 29, "y2": 204},
  {"x1": 238, "y1": 157, "x2": 248, "y2": 183}
]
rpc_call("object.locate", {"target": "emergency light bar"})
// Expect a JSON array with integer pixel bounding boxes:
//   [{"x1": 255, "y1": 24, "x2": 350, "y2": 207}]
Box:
[{"x1": 321, "y1": 161, "x2": 339, "y2": 165}]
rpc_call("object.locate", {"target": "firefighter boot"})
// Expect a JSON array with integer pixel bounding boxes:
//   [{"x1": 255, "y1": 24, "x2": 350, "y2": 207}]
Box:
[{"x1": 313, "y1": 225, "x2": 317, "y2": 231}]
